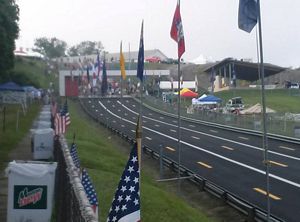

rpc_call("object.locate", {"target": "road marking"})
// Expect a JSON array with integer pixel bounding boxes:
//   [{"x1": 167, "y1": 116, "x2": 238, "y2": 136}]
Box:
[
  {"x1": 189, "y1": 124, "x2": 195, "y2": 128},
  {"x1": 113, "y1": 120, "x2": 116, "y2": 123},
  {"x1": 121, "y1": 125, "x2": 125, "y2": 128},
  {"x1": 132, "y1": 105, "x2": 136, "y2": 107},
  {"x1": 95, "y1": 110, "x2": 98, "y2": 112},
  {"x1": 160, "y1": 117, "x2": 164, "y2": 119},
  {"x1": 209, "y1": 130, "x2": 218, "y2": 133},
  {"x1": 238, "y1": 136, "x2": 249, "y2": 140},
  {"x1": 267, "y1": 160, "x2": 288, "y2": 168},
  {"x1": 279, "y1": 146, "x2": 295, "y2": 151},
  {"x1": 146, "y1": 137, "x2": 152, "y2": 140},
  {"x1": 170, "y1": 129, "x2": 177, "y2": 132},
  {"x1": 132, "y1": 117, "x2": 136, "y2": 119},
  {"x1": 112, "y1": 105, "x2": 115, "y2": 108},
  {"x1": 126, "y1": 100, "x2": 129, "y2": 103},
  {"x1": 143, "y1": 120, "x2": 147, "y2": 123},
  {"x1": 100, "y1": 114, "x2": 103, "y2": 116},
  {"x1": 149, "y1": 113, "x2": 153, "y2": 116},
  {"x1": 222, "y1": 146, "x2": 234, "y2": 151},
  {"x1": 92, "y1": 105, "x2": 95, "y2": 108},
  {"x1": 197, "y1": 162, "x2": 213, "y2": 169},
  {"x1": 172, "y1": 120, "x2": 177, "y2": 123},
  {"x1": 253, "y1": 188, "x2": 281, "y2": 200},
  {"x1": 155, "y1": 124, "x2": 160, "y2": 127},
  {"x1": 99, "y1": 100, "x2": 300, "y2": 189},
  {"x1": 118, "y1": 109, "x2": 121, "y2": 112},
  {"x1": 192, "y1": 136, "x2": 200, "y2": 140},
  {"x1": 131, "y1": 130, "x2": 135, "y2": 133},
  {"x1": 165, "y1": 146, "x2": 175, "y2": 152},
  {"x1": 88, "y1": 100, "x2": 91, "y2": 103},
  {"x1": 125, "y1": 113, "x2": 128, "y2": 116}
]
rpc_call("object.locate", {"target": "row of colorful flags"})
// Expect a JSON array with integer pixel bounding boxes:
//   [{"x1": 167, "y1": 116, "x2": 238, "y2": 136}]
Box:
[
  {"x1": 58, "y1": 1, "x2": 261, "y2": 221},
  {"x1": 52, "y1": 100, "x2": 71, "y2": 135}
]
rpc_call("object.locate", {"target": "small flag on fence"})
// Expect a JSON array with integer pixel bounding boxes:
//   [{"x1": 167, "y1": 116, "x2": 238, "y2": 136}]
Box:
[
  {"x1": 70, "y1": 143, "x2": 80, "y2": 168},
  {"x1": 81, "y1": 168, "x2": 99, "y2": 217},
  {"x1": 55, "y1": 113, "x2": 66, "y2": 135},
  {"x1": 61, "y1": 100, "x2": 71, "y2": 126},
  {"x1": 107, "y1": 143, "x2": 140, "y2": 222}
]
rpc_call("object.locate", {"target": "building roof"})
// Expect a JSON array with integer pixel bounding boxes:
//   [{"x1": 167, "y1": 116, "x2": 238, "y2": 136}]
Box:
[{"x1": 204, "y1": 58, "x2": 286, "y2": 81}]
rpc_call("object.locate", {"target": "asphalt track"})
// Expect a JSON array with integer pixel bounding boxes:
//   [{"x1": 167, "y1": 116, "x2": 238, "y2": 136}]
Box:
[{"x1": 81, "y1": 97, "x2": 300, "y2": 222}]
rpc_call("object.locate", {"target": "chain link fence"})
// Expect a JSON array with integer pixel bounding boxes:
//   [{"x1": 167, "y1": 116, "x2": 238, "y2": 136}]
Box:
[
  {"x1": 142, "y1": 95, "x2": 300, "y2": 139},
  {"x1": 54, "y1": 136, "x2": 97, "y2": 222}
]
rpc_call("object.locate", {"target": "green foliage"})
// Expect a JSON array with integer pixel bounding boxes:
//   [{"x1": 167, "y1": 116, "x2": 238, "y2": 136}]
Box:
[
  {"x1": 68, "y1": 41, "x2": 104, "y2": 56},
  {"x1": 33, "y1": 37, "x2": 67, "y2": 58},
  {"x1": 0, "y1": 103, "x2": 40, "y2": 170},
  {"x1": 215, "y1": 89, "x2": 300, "y2": 113},
  {"x1": 0, "y1": 0, "x2": 19, "y2": 74},
  {"x1": 65, "y1": 101, "x2": 214, "y2": 222}
]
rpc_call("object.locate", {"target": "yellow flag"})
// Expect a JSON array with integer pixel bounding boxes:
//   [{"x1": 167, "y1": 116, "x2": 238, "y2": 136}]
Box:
[{"x1": 120, "y1": 41, "x2": 126, "y2": 80}]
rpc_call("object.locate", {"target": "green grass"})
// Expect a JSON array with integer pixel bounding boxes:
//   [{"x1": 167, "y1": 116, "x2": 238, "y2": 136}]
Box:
[
  {"x1": 65, "y1": 100, "x2": 214, "y2": 222},
  {"x1": 214, "y1": 89, "x2": 300, "y2": 113},
  {"x1": 0, "y1": 103, "x2": 40, "y2": 170}
]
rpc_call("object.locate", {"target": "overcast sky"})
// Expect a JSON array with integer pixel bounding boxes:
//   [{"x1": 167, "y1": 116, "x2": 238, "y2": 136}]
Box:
[{"x1": 15, "y1": 0, "x2": 300, "y2": 68}]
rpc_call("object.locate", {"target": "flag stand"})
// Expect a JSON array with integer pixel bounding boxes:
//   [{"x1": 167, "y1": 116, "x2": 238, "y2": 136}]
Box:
[{"x1": 257, "y1": 0, "x2": 271, "y2": 220}]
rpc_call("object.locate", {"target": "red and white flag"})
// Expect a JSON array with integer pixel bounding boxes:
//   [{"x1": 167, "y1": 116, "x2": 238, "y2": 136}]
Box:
[
  {"x1": 55, "y1": 113, "x2": 66, "y2": 135},
  {"x1": 170, "y1": 1, "x2": 185, "y2": 59}
]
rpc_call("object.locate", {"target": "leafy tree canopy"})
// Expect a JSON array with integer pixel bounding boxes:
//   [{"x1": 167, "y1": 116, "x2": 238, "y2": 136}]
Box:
[
  {"x1": 33, "y1": 37, "x2": 67, "y2": 58},
  {"x1": 67, "y1": 41, "x2": 104, "y2": 56},
  {"x1": 0, "y1": 0, "x2": 19, "y2": 74}
]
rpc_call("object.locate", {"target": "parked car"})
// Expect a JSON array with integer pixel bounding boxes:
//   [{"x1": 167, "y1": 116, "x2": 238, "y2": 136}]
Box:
[
  {"x1": 290, "y1": 83, "x2": 300, "y2": 89},
  {"x1": 145, "y1": 56, "x2": 161, "y2": 63},
  {"x1": 226, "y1": 97, "x2": 244, "y2": 112}
]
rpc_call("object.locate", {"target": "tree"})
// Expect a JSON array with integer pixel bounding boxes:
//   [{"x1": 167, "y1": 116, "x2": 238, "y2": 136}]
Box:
[
  {"x1": 0, "y1": 0, "x2": 19, "y2": 75},
  {"x1": 33, "y1": 37, "x2": 67, "y2": 58},
  {"x1": 73, "y1": 41, "x2": 104, "y2": 56},
  {"x1": 67, "y1": 46, "x2": 79, "y2": 56}
]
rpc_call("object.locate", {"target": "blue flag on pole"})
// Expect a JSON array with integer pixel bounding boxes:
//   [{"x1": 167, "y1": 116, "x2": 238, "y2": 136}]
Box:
[
  {"x1": 101, "y1": 59, "x2": 108, "y2": 96},
  {"x1": 238, "y1": 0, "x2": 258, "y2": 33},
  {"x1": 137, "y1": 21, "x2": 144, "y2": 82}
]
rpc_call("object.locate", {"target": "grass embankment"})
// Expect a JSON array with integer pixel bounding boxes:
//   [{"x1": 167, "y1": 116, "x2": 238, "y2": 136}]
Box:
[
  {"x1": 65, "y1": 100, "x2": 214, "y2": 222},
  {"x1": 211, "y1": 89, "x2": 300, "y2": 113},
  {"x1": 0, "y1": 103, "x2": 40, "y2": 170}
]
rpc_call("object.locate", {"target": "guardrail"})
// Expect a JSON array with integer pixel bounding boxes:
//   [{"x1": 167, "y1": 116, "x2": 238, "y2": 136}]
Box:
[
  {"x1": 78, "y1": 97, "x2": 285, "y2": 222},
  {"x1": 54, "y1": 135, "x2": 97, "y2": 222}
]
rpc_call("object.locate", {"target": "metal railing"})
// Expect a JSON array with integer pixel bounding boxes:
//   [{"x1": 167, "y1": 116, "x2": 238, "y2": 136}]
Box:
[
  {"x1": 78, "y1": 97, "x2": 285, "y2": 222},
  {"x1": 54, "y1": 136, "x2": 97, "y2": 222}
]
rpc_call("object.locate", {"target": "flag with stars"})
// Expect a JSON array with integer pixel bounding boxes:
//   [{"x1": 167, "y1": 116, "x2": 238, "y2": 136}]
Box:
[
  {"x1": 81, "y1": 168, "x2": 99, "y2": 217},
  {"x1": 61, "y1": 100, "x2": 71, "y2": 126},
  {"x1": 70, "y1": 143, "x2": 80, "y2": 168},
  {"x1": 107, "y1": 143, "x2": 140, "y2": 222}
]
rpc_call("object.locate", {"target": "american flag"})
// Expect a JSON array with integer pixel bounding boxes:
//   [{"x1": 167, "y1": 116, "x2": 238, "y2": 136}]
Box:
[
  {"x1": 70, "y1": 143, "x2": 80, "y2": 168},
  {"x1": 81, "y1": 168, "x2": 99, "y2": 216},
  {"x1": 107, "y1": 143, "x2": 140, "y2": 222},
  {"x1": 55, "y1": 112, "x2": 65, "y2": 135},
  {"x1": 61, "y1": 100, "x2": 71, "y2": 126}
]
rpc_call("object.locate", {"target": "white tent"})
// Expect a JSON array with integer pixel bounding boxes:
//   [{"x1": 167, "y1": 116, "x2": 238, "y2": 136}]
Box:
[{"x1": 240, "y1": 103, "x2": 276, "y2": 115}]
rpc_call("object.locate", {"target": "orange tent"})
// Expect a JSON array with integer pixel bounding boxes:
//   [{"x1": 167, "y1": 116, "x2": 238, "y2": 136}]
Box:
[{"x1": 179, "y1": 88, "x2": 198, "y2": 98}]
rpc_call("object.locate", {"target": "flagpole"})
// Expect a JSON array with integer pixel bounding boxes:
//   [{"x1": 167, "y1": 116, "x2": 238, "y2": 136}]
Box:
[
  {"x1": 257, "y1": 0, "x2": 270, "y2": 220},
  {"x1": 177, "y1": 54, "x2": 182, "y2": 189}
]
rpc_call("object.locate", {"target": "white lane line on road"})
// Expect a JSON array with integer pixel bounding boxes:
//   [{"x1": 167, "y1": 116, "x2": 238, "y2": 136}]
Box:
[
  {"x1": 143, "y1": 120, "x2": 147, "y2": 123},
  {"x1": 155, "y1": 124, "x2": 160, "y2": 127},
  {"x1": 125, "y1": 113, "x2": 128, "y2": 116},
  {"x1": 160, "y1": 117, "x2": 164, "y2": 119},
  {"x1": 116, "y1": 100, "x2": 300, "y2": 161},
  {"x1": 146, "y1": 137, "x2": 152, "y2": 141},
  {"x1": 279, "y1": 146, "x2": 295, "y2": 151},
  {"x1": 170, "y1": 129, "x2": 177, "y2": 132},
  {"x1": 131, "y1": 130, "x2": 135, "y2": 133},
  {"x1": 121, "y1": 125, "x2": 125, "y2": 128},
  {"x1": 118, "y1": 109, "x2": 121, "y2": 112},
  {"x1": 126, "y1": 100, "x2": 129, "y2": 103},
  {"x1": 209, "y1": 129, "x2": 218, "y2": 133},
  {"x1": 189, "y1": 125, "x2": 196, "y2": 128},
  {"x1": 172, "y1": 120, "x2": 177, "y2": 123},
  {"x1": 96, "y1": 110, "x2": 98, "y2": 112},
  {"x1": 238, "y1": 136, "x2": 249, "y2": 140},
  {"x1": 132, "y1": 105, "x2": 136, "y2": 107},
  {"x1": 149, "y1": 113, "x2": 153, "y2": 116},
  {"x1": 192, "y1": 136, "x2": 200, "y2": 140},
  {"x1": 100, "y1": 101, "x2": 300, "y2": 189},
  {"x1": 222, "y1": 146, "x2": 234, "y2": 151},
  {"x1": 112, "y1": 105, "x2": 115, "y2": 108},
  {"x1": 113, "y1": 120, "x2": 116, "y2": 123}
]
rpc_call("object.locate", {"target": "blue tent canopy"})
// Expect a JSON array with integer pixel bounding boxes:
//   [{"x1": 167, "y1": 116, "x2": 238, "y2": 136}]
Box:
[
  {"x1": 199, "y1": 95, "x2": 222, "y2": 103},
  {"x1": 0, "y1": 82, "x2": 24, "y2": 91}
]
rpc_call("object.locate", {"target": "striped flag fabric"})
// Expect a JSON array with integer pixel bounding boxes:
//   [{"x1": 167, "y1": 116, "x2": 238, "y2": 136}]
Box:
[
  {"x1": 55, "y1": 113, "x2": 66, "y2": 135},
  {"x1": 107, "y1": 143, "x2": 140, "y2": 222},
  {"x1": 70, "y1": 143, "x2": 80, "y2": 168},
  {"x1": 81, "y1": 168, "x2": 99, "y2": 217},
  {"x1": 120, "y1": 41, "x2": 126, "y2": 80},
  {"x1": 61, "y1": 100, "x2": 71, "y2": 126}
]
